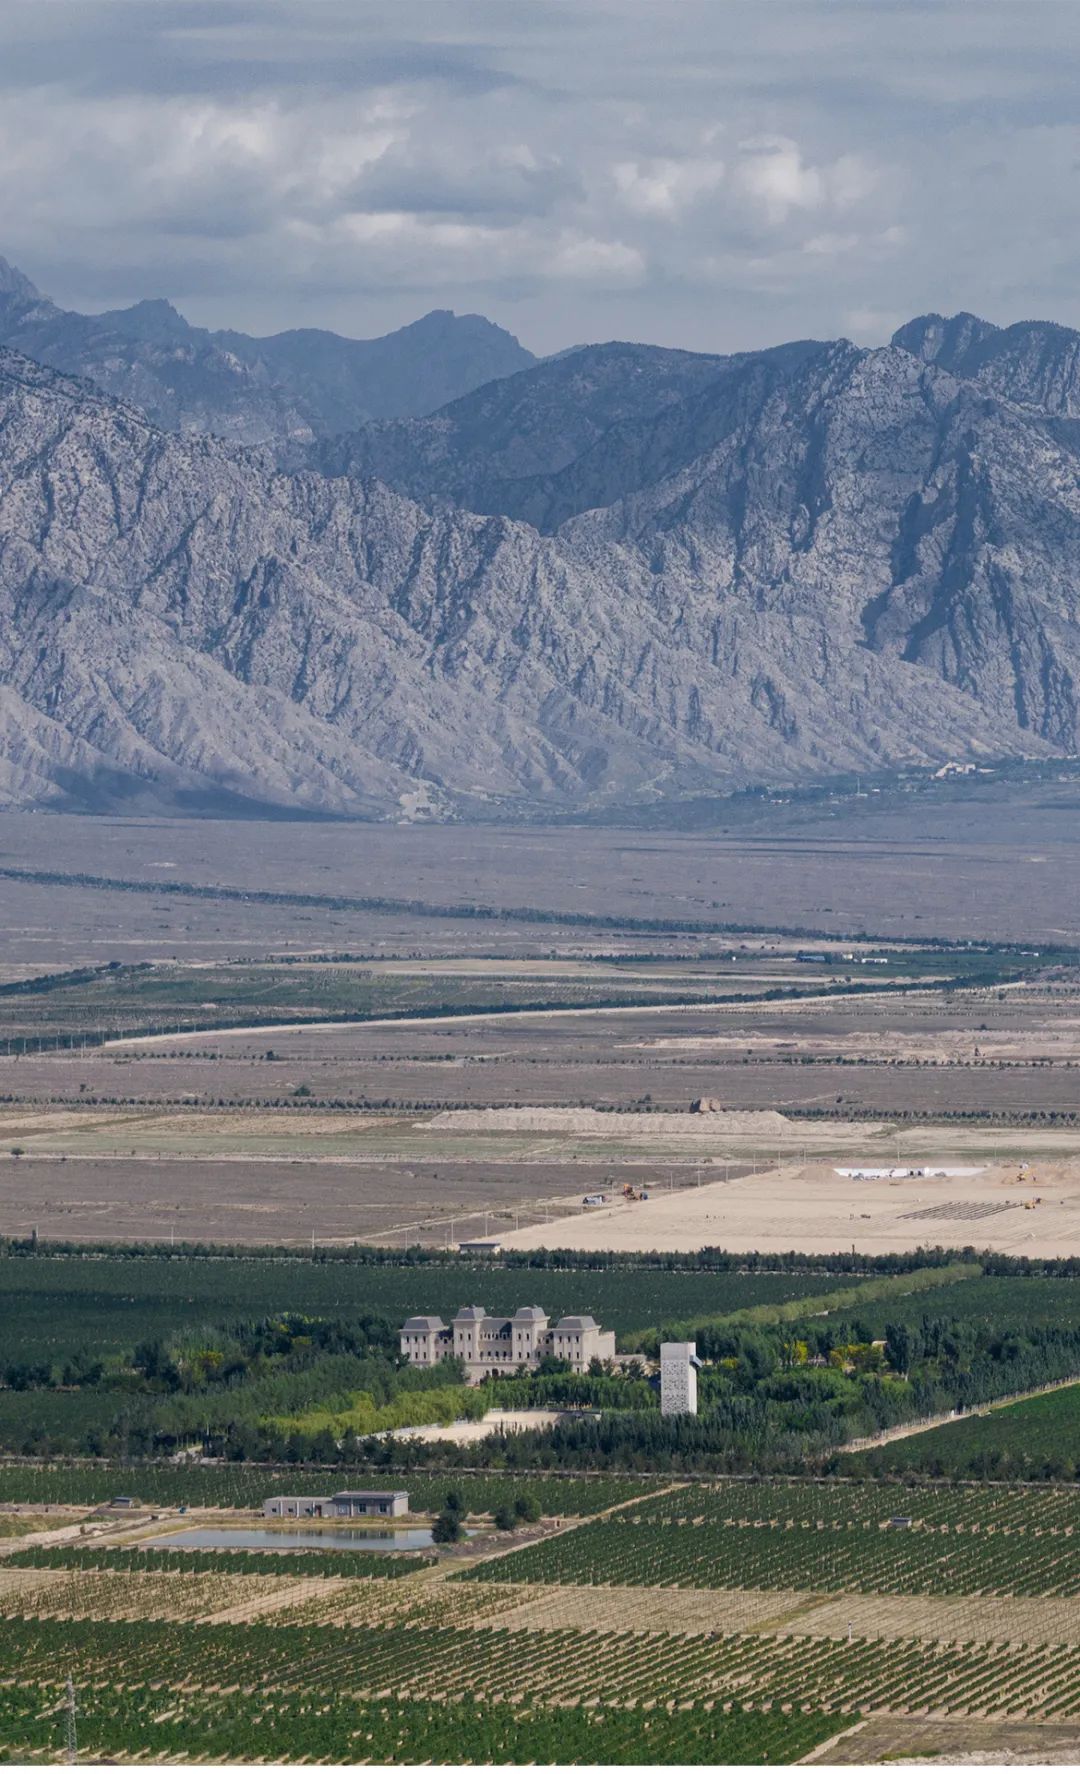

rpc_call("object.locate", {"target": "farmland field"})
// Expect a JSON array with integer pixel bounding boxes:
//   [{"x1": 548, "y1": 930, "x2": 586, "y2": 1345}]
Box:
[
  {"x1": 0, "y1": 1464, "x2": 662, "y2": 1515},
  {"x1": 0, "y1": 1251, "x2": 871, "y2": 1362},
  {"x1": 459, "y1": 1514, "x2": 1080, "y2": 1596},
  {"x1": 843, "y1": 1379, "x2": 1080, "y2": 1481},
  {"x1": 5, "y1": 804, "x2": 1080, "y2": 1759}
]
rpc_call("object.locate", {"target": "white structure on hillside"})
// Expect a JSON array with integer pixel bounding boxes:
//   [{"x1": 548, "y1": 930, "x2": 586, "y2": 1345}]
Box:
[
  {"x1": 660, "y1": 1341, "x2": 701, "y2": 1416},
  {"x1": 401, "y1": 1305, "x2": 615, "y2": 1381}
]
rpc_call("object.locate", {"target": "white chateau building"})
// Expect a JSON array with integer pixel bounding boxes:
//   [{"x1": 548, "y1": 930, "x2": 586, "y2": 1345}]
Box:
[
  {"x1": 401, "y1": 1305, "x2": 616, "y2": 1382},
  {"x1": 660, "y1": 1341, "x2": 702, "y2": 1416}
]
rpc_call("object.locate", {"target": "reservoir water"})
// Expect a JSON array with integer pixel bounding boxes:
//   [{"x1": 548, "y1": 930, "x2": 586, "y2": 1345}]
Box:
[{"x1": 147, "y1": 1525, "x2": 453, "y2": 1553}]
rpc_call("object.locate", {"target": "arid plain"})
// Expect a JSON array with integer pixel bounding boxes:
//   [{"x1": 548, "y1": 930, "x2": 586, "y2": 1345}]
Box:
[{"x1": 2, "y1": 789, "x2": 1080, "y2": 1250}]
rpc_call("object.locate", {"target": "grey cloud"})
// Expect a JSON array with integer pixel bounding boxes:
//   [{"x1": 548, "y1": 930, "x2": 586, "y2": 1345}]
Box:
[{"x1": 3, "y1": 1, "x2": 1080, "y2": 355}]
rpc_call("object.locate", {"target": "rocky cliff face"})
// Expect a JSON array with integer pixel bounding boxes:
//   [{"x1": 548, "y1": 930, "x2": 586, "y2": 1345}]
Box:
[
  {"x1": 892, "y1": 310, "x2": 1080, "y2": 418},
  {"x1": 0, "y1": 258, "x2": 534, "y2": 443},
  {"x1": 3, "y1": 318, "x2": 1080, "y2": 818}
]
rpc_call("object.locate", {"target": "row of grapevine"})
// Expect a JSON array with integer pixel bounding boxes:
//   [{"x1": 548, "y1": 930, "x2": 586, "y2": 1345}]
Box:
[
  {"x1": 626, "y1": 1479, "x2": 1080, "y2": 1533},
  {"x1": 0, "y1": 1676, "x2": 846, "y2": 1765},
  {"x1": 0, "y1": 1461, "x2": 658, "y2": 1514},
  {"x1": 0, "y1": 1566, "x2": 302, "y2": 1624},
  {"x1": 462, "y1": 1518, "x2": 1080, "y2": 1595},
  {"x1": 9, "y1": 1543, "x2": 431, "y2": 1579},
  {"x1": 1, "y1": 1613, "x2": 1080, "y2": 1719}
]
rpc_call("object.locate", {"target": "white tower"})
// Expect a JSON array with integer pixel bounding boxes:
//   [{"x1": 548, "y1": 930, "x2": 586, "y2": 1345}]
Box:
[{"x1": 660, "y1": 1341, "x2": 701, "y2": 1416}]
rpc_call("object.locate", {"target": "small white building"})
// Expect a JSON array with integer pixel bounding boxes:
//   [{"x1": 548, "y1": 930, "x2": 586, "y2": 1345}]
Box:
[
  {"x1": 401, "y1": 1304, "x2": 616, "y2": 1382},
  {"x1": 263, "y1": 1489, "x2": 409, "y2": 1519},
  {"x1": 660, "y1": 1341, "x2": 702, "y2": 1416}
]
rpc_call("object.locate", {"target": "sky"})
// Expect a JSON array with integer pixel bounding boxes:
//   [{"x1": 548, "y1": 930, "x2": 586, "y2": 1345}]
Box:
[{"x1": 4, "y1": 0, "x2": 1080, "y2": 356}]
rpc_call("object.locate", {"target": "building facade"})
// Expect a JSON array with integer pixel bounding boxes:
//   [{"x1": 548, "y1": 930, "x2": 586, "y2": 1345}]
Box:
[
  {"x1": 401, "y1": 1304, "x2": 616, "y2": 1380},
  {"x1": 659, "y1": 1341, "x2": 701, "y2": 1416},
  {"x1": 263, "y1": 1490, "x2": 410, "y2": 1519}
]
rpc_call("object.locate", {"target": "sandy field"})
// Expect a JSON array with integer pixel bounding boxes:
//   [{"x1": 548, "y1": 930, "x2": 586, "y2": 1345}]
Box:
[
  {"x1": 470, "y1": 1581, "x2": 1080, "y2": 1646},
  {"x1": 392, "y1": 1408, "x2": 565, "y2": 1444},
  {"x1": 499, "y1": 1155, "x2": 1080, "y2": 1256},
  {"x1": 811, "y1": 1718, "x2": 1080, "y2": 1765}
]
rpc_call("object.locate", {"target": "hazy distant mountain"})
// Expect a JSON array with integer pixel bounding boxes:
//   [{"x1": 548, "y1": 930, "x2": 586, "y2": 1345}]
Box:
[
  {"x1": 3, "y1": 317, "x2": 1080, "y2": 819},
  {"x1": 0, "y1": 257, "x2": 534, "y2": 443},
  {"x1": 892, "y1": 310, "x2": 1080, "y2": 418}
]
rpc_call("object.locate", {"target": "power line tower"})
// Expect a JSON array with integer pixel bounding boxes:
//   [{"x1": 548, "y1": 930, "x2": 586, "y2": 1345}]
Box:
[{"x1": 65, "y1": 1674, "x2": 78, "y2": 1764}]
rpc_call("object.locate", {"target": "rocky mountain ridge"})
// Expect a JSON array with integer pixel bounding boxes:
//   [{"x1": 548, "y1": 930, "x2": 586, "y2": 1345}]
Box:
[
  {"x1": 3, "y1": 309, "x2": 1080, "y2": 818},
  {"x1": 0, "y1": 257, "x2": 534, "y2": 443}
]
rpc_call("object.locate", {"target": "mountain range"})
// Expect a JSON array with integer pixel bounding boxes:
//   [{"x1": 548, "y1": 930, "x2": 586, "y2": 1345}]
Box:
[
  {"x1": 1, "y1": 253, "x2": 1080, "y2": 820},
  {"x1": 0, "y1": 257, "x2": 534, "y2": 443}
]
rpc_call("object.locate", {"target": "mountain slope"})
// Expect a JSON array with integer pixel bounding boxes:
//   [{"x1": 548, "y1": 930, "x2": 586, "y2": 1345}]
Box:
[
  {"x1": 315, "y1": 338, "x2": 825, "y2": 530},
  {"x1": 893, "y1": 310, "x2": 1080, "y2": 419},
  {"x1": 2, "y1": 339, "x2": 1080, "y2": 816},
  {"x1": 0, "y1": 258, "x2": 534, "y2": 443}
]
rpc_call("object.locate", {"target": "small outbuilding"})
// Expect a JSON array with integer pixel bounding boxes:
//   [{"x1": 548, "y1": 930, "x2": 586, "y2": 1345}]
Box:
[{"x1": 263, "y1": 1489, "x2": 409, "y2": 1519}]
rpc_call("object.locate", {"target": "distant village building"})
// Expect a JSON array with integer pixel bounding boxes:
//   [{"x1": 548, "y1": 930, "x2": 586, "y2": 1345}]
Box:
[
  {"x1": 660, "y1": 1341, "x2": 702, "y2": 1416},
  {"x1": 401, "y1": 1305, "x2": 616, "y2": 1381},
  {"x1": 263, "y1": 1490, "x2": 409, "y2": 1519}
]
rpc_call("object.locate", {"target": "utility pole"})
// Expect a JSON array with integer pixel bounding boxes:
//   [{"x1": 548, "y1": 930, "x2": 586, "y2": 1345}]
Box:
[{"x1": 65, "y1": 1675, "x2": 78, "y2": 1765}]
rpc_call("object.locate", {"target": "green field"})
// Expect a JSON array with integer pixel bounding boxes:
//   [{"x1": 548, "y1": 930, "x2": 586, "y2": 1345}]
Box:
[
  {"x1": 12, "y1": 1608, "x2": 1080, "y2": 1738},
  {"x1": 841, "y1": 1382, "x2": 1080, "y2": 1481},
  {"x1": 461, "y1": 1514, "x2": 1080, "y2": 1596},
  {"x1": 0, "y1": 1657, "x2": 842, "y2": 1765},
  {"x1": 0, "y1": 1253, "x2": 870, "y2": 1363},
  {"x1": 9, "y1": 1542, "x2": 434, "y2": 1580},
  {"x1": 0, "y1": 1463, "x2": 659, "y2": 1515},
  {"x1": 833, "y1": 1275, "x2": 1080, "y2": 1335},
  {"x1": 628, "y1": 1478, "x2": 1080, "y2": 1531}
]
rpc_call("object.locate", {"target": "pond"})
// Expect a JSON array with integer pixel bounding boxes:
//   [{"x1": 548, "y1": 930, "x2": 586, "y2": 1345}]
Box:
[{"x1": 145, "y1": 1525, "x2": 463, "y2": 1553}]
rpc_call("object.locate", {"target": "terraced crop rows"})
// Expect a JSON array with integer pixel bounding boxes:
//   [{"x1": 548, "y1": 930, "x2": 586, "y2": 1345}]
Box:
[
  {"x1": 465, "y1": 1519, "x2": 1080, "y2": 1596},
  {"x1": 0, "y1": 1564, "x2": 309, "y2": 1623},
  {"x1": 0, "y1": 1678, "x2": 841, "y2": 1766},
  {"x1": 627, "y1": 1481, "x2": 1080, "y2": 1532},
  {"x1": 0, "y1": 1463, "x2": 659, "y2": 1516},
  {"x1": 8, "y1": 1542, "x2": 432, "y2": 1580},
  {"x1": 2, "y1": 1614, "x2": 1080, "y2": 1720}
]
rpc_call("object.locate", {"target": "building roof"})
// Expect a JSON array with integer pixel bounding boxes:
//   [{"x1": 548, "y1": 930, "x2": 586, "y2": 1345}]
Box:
[
  {"x1": 402, "y1": 1315, "x2": 448, "y2": 1331},
  {"x1": 512, "y1": 1305, "x2": 549, "y2": 1322},
  {"x1": 453, "y1": 1304, "x2": 488, "y2": 1322},
  {"x1": 330, "y1": 1490, "x2": 409, "y2": 1502},
  {"x1": 554, "y1": 1314, "x2": 598, "y2": 1331},
  {"x1": 480, "y1": 1316, "x2": 512, "y2": 1333}
]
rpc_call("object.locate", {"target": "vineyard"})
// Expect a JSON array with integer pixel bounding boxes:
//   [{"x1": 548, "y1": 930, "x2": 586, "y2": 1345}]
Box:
[
  {"x1": 460, "y1": 1516, "x2": 1080, "y2": 1596},
  {"x1": 1, "y1": 1477, "x2": 1080, "y2": 1756},
  {"x1": 627, "y1": 1478, "x2": 1080, "y2": 1531},
  {"x1": 7, "y1": 1542, "x2": 433, "y2": 1579},
  {"x1": 831, "y1": 1275, "x2": 1080, "y2": 1336},
  {"x1": 0, "y1": 1463, "x2": 659, "y2": 1514},
  {"x1": 842, "y1": 1383, "x2": 1080, "y2": 1482},
  {"x1": 0, "y1": 1252, "x2": 867, "y2": 1360},
  {"x1": 7, "y1": 1610, "x2": 1080, "y2": 1726},
  {"x1": 0, "y1": 1669, "x2": 843, "y2": 1765}
]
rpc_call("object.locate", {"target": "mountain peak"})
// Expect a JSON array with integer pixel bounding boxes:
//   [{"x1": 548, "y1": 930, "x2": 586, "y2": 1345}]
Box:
[
  {"x1": 102, "y1": 297, "x2": 192, "y2": 342},
  {"x1": 891, "y1": 311, "x2": 999, "y2": 364},
  {"x1": 0, "y1": 256, "x2": 43, "y2": 304}
]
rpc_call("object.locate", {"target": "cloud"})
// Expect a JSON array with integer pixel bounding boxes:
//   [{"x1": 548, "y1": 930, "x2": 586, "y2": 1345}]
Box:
[
  {"x1": 1, "y1": 1, "x2": 1080, "y2": 355},
  {"x1": 613, "y1": 155, "x2": 726, "y2": 218}
]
